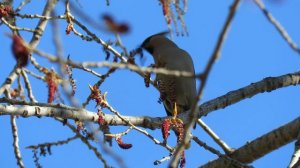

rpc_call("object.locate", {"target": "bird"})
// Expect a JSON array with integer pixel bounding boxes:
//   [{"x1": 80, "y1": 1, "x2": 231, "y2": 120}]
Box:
[{"x1": 140, "y1": 32, "x2": 197, "y2": 118}]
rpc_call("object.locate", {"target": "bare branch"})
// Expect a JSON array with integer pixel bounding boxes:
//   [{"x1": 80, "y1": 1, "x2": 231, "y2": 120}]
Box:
[
  {"x1": 54, "y1": 118, "x2": 112, "y2": 168},
  {"x1": 32, "y1": 47, "x2": 195, "y2": 78},
  {"x1": 0, "y1": 66, "x2": 20, "y2": 96},
  {"x1": 104, "y1": 101, "x2": 174, "y2": 152},
  {"x1": 29, "y1": 0, "x2": 57, "y2": 48},
  {"x1": 201, "y1": 116, "x2": 300, "y2": 167},
  {"x1": 10, "y1": 116, "x2": 25, "y2": 168},
  {"x1": 154, "y1": 153, "x2": 172, "y2": 165},
  {"x1": 20, "y1": 69, "x2": 37, "y2": 102},
  {"x1": 105, "y1": 126, "x2": 133, "y2": 138},
  {"x1": 23, "y1": 68, "x2": 45, "y2": 81},
  {"x1": 26, "y1": 135, "x2": 78, "y2": 150},
  {"x1": 197, "y1": 119, "x2": 233, "y2": 154},
  {"x1": 1, "y1": 71, "x2": 300, "y2": 129},
  {"x1": 192, "y1": 136, "x2": 252, "y2": 168},
  {"x1": 254, "y1": 0, "x2": 300, "y2": 55},
  {"x1": 15, "y1": 0, "x2": 31, "y2": 13},
  {"x1": 71, "y1": 17, "x2": 127, "y2": 62},
  {"x1": 15, "y1": 13, "x2": 66, "y2": 20},
  {"x1": 82, "y1": 68, "x2": 116, "y2": 108},
  {"x1": 288, "y1": 133, "x2": 300, "y2": 168},
  {"x1": 0, "y1": 0, "x2": 58, "y2": 96},
  {"x1": 199, "y1": 71, "x2": 300, "y2": 117},
  {"x1": 1, "y1": 17, "x2": 36, "y2": 32}
]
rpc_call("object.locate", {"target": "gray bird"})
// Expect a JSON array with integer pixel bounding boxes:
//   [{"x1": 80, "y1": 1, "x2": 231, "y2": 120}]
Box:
[{"x1": 141, "y1": 32, "x2": 197, "y2": 117}]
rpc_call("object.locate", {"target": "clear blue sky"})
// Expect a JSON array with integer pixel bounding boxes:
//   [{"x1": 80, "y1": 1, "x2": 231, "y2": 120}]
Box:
[{"x1": 1, "y1": 0, "x2": 300, "y2": 167}]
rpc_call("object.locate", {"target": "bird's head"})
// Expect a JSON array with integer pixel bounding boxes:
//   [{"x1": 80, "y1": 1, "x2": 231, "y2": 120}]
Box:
[{"x1": 140, "y1": 31, "x2": 177, "y2": 55}]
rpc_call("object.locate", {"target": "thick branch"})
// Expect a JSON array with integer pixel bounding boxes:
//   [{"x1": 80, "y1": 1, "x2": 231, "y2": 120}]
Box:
[
  {"x1": 200, "y1": 116, "x2": 300, "y2": 168},
  {"x1": 0, "y1": 71, "x2": 299, "y2": 129},
  {"x1": 29, "y1": 0, "x2": 57, "y2": 48},
  {"x1": 0, "y1": 100, "x2": 164, "y2": 128},
  {"x1": 199, "y1": 71, "x2": 300, "y2": 117}
]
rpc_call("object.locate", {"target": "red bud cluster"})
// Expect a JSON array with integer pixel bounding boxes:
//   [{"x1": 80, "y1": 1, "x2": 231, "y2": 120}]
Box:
[
  {"x1": 160, "y1": 0, "x2": 171, "y2": 24},
  {"x1": 174, "y1": 121, "x2": 184, "y2": 143},
  {"x1": 161, "y1": 118, "x2": 185, "y2": 142},
  {"x1": 65, "y1": 14, "x2": 74, "y2": 34},
  {"x1": 89, "y1": 85, "x2": 107, "y2": 108},
  {"x1": 10, "y1": 88, "x2": 25, "y2": 100},
  {"x1": 0, "y1": 4, "x2": 12, "y2": 18},
  {"x1": 11, "y1": 35, "x2": 30, "y2": 67},
  {"x1": 97, "y1": 109, "x2": 106, "y2": 125},
  {"x1": 102, "y1": 14, "x2": 129, "y2": 34},
  {"x1": 161, "y1": 117, "x2": 186, "y2": 167},
  {"x1": 116, "y1": 137, "x2": 132, "y2": 149},
  {"x1": 162, "y1": 118, "x2": 171, "y2": 140},
  {"x1": 43, "y1": 68, "x2": 60, "y2": 103},
  {"x1": 76, "y1": 120, "x2": 83, "y2": 132},
  {"x1": 65, "y1": 23, "x2": 74, "y2": 35}
]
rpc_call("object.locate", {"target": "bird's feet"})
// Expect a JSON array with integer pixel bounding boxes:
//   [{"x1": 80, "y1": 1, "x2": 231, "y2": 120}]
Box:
[{"x1": 171, "y1": 102, "x2": 183, "y2": 124}]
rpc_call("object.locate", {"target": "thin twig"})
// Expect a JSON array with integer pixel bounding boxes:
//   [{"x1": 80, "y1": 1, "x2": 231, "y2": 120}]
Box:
[
  {"x1": 15, "y1": 13, "x2": 66, "y2": 20},
  {"x1": 10, "y1": 116, "x2": 25, "y2": 168},
  {"x1": 54, "y1": 118, "x2": 114, "y2": 168},
  {"x1": 105, "y1": 126, "x2": 133, "y2": 138},
  {"x1": 254, "y1": 0, "x2": 300, "y2": 55},
  {"x1": 82, "y1": 68, "x2": 116, "y2": 108},
  {"x1": 200, "y1": 116, "x2": 300, "y2": 167},
  {"x1": 154, "y1": 153, "x2": 172, "y2": 165},
  {"x1": 0, "y1": 66, "x2": 19, "y2": 96},
  {"x1": 1, "y1": 17, "x2": 37, "y2": 32},
  {"x1": 23, "y1": 68, "x2": 45, "y2": 81},
  {"x1": 26, "y1": 135, "x2": 78, "y2": 149},
  {"x1": 33, "y1": 49, "x2": 103, "y2": 78},
  {"x1": 32, "y1": 47, "x2": 195, "y2": 78},
  {"x1": 15, "y1": 0, "x2": 31, "y2": 13},
  {"x1": 71, "y1": 17, "x2": 127, "y2": 62},
  {"x1": 20, "y1": 69, "x2": 37, "y2": 102},
  {"x1": 7, "y1": 90, "x2": 25, "y2": 168},
  {"x1": 192, "y1": 136, "x2": 253, "y2": 168},
  {"x1": 104, "y1": 101, "x2": 174, "y2": 152},
  {"x1": 197, "y1": 119, "x2": 233, "y2": 154}
]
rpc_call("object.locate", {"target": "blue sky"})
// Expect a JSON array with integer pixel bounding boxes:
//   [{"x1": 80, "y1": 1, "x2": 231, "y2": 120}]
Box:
[{"x1": 1, "y1": 0, "x2": 300, "y2": 167}]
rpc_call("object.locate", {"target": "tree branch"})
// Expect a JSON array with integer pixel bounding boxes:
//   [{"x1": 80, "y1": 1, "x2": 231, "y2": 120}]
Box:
[
  {"x1": 11, "y1": 116, "x2": 25, "y2": 168},
  {"x1": 0, "y1": 71, "x2": 299, "y2": 129},
  {"x1": 254, "y1": 0, "x2": 300, "y2": 55},
  {"x1": 199, "y1": 71, "x2": 300, "y2": 117},
  {"x1": 288, "y1": 133, "x2": 300, "y2": 168},
  {"x1": 197, "y1": 119, "x2": 233, "y2": 154},
  {"x1": 200, "y1": 116, "x2": 300, "y2": 167}
]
